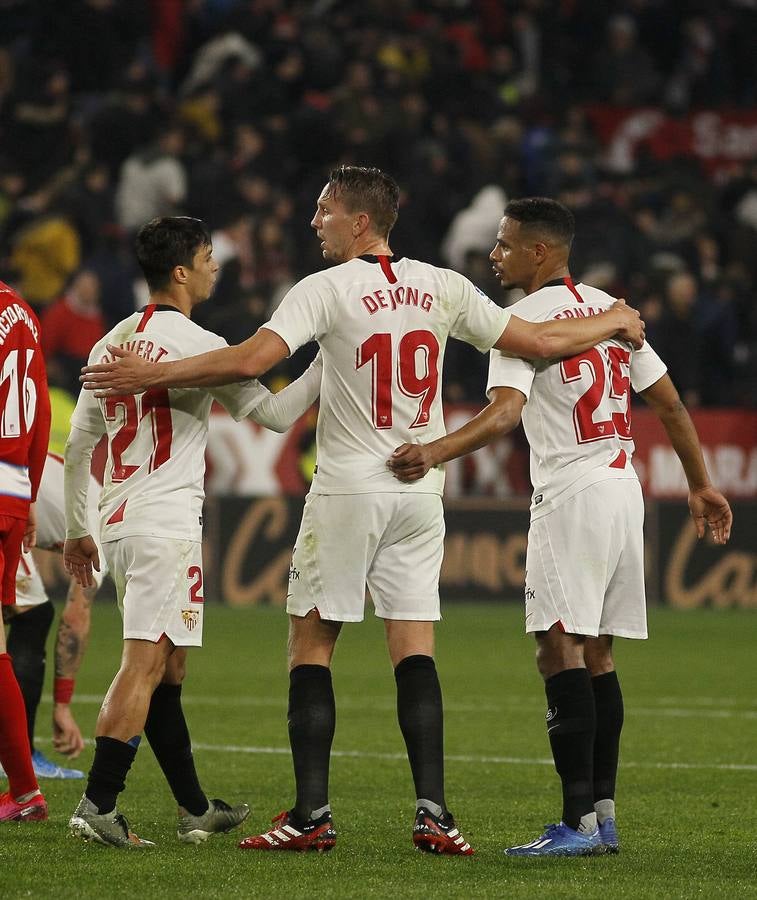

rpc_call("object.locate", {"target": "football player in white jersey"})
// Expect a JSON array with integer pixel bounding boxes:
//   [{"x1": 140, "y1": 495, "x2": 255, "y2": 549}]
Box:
[
  {"x1": 388, "y1": 197, "x2": 732, "y2": 857},
  {"x1": 80, "y1": 167, "x2": 644, "y2": 854},
  {"x1": 63, "y1": 216, "x2": 321, "y2": 848},
  {"x1": 3, "y1": 451, "x2": 105, "y2": 780}
]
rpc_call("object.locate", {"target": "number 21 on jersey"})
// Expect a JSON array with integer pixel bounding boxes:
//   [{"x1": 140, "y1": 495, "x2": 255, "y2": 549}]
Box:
[
  {"x1": 104, "y1": 389, "x2": 173, "y2": 482},
  {"x1": 356, "y1": 330, "x2": 439, "y2": 429}
]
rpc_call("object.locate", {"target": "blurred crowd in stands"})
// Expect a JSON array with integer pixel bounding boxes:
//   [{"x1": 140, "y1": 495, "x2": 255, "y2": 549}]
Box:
[{"x1": 0, "y1": 0, "x2": 755, "y2": 411}]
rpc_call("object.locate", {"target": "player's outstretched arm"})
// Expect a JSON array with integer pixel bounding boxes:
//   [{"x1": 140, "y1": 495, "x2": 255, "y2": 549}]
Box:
[
  {"x1": 250, "y1": 352, "x2": 322, "y2": 433},
  {"x1": 51, "y1": 579, "x2": 93, "y2": 758},
  {"x1": 495, "y1": 300, "x2": 644, "y2": 359},
  {"x1": 388, "y1": 387, "x2": 526, "y2": 483},
  {"x1": 81, "y1": 327, "x2": 290, "y2": 395},
  {"x1": 640, "y1": 374, "x2": 732, "y2": 544}
]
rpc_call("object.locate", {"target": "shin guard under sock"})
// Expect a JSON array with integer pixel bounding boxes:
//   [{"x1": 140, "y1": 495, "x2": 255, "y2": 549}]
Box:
[
  {"x1": 395, "y1": 654, "x2": 446, "y2": 814},
  {"x1": 288, "y1": 665, "x2": 335, "y2": 822},
  {"x1": 591, "y1": 670, "x2": 624, "y2": 807},
  {"x1": 544, "y1": 667, "x2": 596, "y2": 830},
  {"x1": 144, "y1": 683, "x2": 208, "y2": 816},
  {"x1": 85, "y1": 736, "x2": 138, "y2": 814},
  {"x1": 8, "y1": 601, "x2": 55, "y2": 748}
]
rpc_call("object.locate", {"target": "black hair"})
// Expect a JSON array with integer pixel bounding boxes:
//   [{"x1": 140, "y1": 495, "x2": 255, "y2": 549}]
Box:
[
  {"x1": 326, "y1": 165, "x2": 400, "y2": 237},
  {"x1": 135, "y1": 216, "x2": 212, "y2": 292},
  {"x1": 504, "y1": 197, "x2": 575, "y2": 248}
]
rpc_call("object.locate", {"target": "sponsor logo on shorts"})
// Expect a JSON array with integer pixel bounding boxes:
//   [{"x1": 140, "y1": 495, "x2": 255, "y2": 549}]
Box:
[
  {"x1": 288, "y1": 564, "x2": 300, "y2": 583},
  {"x1": 545, "y1": 706, "x2": 557, "y2": 722},
  {"x1": 533, "y1": 494, "x2": 543, "y2": 505},
  {"x1": 525, "y1": 587, "x2": 535, "y2": 600},
  {"x1": 181, "y1": 609, "x2": 200, "y2": 631}
]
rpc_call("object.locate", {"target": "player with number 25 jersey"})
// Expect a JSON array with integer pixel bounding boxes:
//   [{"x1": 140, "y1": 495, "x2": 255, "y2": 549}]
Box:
[{"x1": 487, "y1": 278, "x2": 667, "y2": 522}]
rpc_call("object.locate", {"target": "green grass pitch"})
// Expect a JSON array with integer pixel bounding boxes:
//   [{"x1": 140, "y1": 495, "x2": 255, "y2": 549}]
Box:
[{"x1": 2, "y1": 602, "x2": 755, "y2": 899}]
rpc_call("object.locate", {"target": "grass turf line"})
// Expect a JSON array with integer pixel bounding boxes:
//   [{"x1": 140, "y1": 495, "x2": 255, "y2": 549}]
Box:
[{"x1": 1, "y1": 602, "x2": 755, "y2": 899}]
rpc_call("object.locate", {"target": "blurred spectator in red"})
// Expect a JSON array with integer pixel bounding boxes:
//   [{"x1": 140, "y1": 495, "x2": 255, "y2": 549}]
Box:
[{"x1": 41, "y1": 268, "x2": 105, "y2": 395}]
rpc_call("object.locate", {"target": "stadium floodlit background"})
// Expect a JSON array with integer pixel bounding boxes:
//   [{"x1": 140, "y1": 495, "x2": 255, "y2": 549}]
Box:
[{"x1": 1, "y1": 1, "x2": 755, "y2": 897}]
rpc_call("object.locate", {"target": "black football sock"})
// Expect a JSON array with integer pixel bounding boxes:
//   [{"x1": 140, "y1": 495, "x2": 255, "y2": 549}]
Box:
[
  {"x1": 144, "y1": 683, "x2": 208, "y2": 816},
  {"x1": 85, "y1": 735, "x2": 139, "y2": 814},
  {"x1": 288, "y1": 664, "x2": 335, "y2": 823},
  {"x1": 544, "y1": 667, "x2": 597, "y2": 831},
  {"x1": 591, "y1": 670, "x2": 624, "y2": 812},
  {"x1": 7, "y1": 601, "x2": 55, "y2": 749},
  {"x1": 395, "y1": 654, "x2": 446, "y2": 815}
]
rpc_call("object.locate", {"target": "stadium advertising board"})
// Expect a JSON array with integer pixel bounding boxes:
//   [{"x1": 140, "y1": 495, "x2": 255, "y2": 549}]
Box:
[
  {"x1": 649, "y1": 501, "x2": 757, "y2": 609},
  {"x1": 207, "y1": 496, "x2": 756, "y2": 610}
]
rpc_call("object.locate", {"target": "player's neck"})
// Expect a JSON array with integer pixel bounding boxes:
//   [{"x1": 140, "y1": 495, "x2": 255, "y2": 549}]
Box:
[
  {"x1": 348, "y1": 235, "x2": 392, "y2": 260},
  {"x1": 149, "y1": 290, "x2": 191, "y2": 317},
  {"x1": 525, "y1": 263, "x2": 571, "y2": 296}
]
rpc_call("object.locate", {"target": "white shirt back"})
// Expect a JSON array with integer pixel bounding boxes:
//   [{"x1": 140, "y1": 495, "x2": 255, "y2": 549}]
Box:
[
  {"x1": 71, "y1": 306, "x2": 267, "y2": 541},
  {"x1": 487, "y1": 279, "x2": 667, "y2": 519},
  {"x1": 265, "y1": 256, "x2": 511, "y2": 494}
]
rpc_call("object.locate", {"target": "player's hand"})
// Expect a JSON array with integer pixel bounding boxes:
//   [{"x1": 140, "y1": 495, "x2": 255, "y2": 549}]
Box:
[
  {"x1": 52, "y1": 703, "x2": 85, "y2": 758},
  {"x1": 80, "y1": 345, "x2": 153, "y2": 396},
  {"x1": 63, "y1": 536, "x2": 100, "y2": 588},
  {"x1": 610, "y1": 299, "x2": 645, "y2": 349},
  {"x1": 387, "y1": 443, "x2": 436, "y2": 482},
  {"x1": 23, "y1": 502, "x2": 37, "y2": 551},
  {"x1": 688, "y1": 486, "x2": 732, "y2": 545}
]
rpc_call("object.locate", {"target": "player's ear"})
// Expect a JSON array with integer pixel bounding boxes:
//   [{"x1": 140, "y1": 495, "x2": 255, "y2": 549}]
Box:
[
  {"x1": 532, "y1": 241, "x2": 549, "y2": 263},
  {"x1": 354, "y1": 212, "x2": 370, "y2": 237},
  {"x1": 173, "y1": 264, "x2": 189, "y2": 285}
]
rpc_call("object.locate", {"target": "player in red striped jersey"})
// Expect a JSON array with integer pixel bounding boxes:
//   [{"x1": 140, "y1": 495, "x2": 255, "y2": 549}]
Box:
[{"x1": 0, "y1": 280, "x2": 51, "y2": 823}]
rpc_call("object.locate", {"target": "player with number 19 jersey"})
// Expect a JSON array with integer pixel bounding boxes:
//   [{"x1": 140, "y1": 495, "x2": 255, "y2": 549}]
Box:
[
  {"x1": 487, "y1": 279, "x2": 667, "y2": 520},
  {"x1": 265, "y1": 255, "x2": 511, "y2": 495},
  {"x1": 69, "y1": 305, "x2": 268, "y2": 543}
]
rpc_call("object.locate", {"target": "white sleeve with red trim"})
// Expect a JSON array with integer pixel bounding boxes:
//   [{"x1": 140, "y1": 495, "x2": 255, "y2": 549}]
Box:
[
  {"x1": 486, "y1": 349, "x2": 536, "y2": 400},
  {"x1": 262, "y1": 272, "x2": 334, "y2": 356},
  {"x1": 64, "y1": 426, "x2": 101, "y2": 540},
  {"x1": 630, "y1": 340, "x2": 668, "y2": 393},
  {"x1": 448, "y1": 271, "x2": 512, "y2": 352}
]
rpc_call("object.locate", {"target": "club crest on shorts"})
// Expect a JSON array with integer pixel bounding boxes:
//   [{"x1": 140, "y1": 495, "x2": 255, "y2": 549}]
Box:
[{"x1": 182, "y1": 609, "x2": 200, "y2": 631}]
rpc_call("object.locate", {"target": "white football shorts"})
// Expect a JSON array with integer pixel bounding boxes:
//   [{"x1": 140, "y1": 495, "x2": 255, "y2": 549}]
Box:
[
  {"x1": 14, "y1": 549, "x2": 48, "y2": 608},
  {"x1": 104, "y1": 537, "x2": 205, "y2": 646},
  {"x1": 287, "y1": 492, "x2": 445, "y2": 622},
  {"x1": 524, "y1": 478, "x2": 647, "y2": 639}
]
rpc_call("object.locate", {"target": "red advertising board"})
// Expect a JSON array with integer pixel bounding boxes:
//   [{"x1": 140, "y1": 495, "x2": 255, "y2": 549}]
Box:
[
  {"x1": 204, "y1": 404, "x2": 757, "y2": 501},
  {"x1": 584, "y1": 106, "x2": 757, "y2": 176}
]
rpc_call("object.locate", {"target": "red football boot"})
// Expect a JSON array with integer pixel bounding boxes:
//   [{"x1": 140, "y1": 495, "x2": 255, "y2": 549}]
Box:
[
  {"x1": 0, "y1": 791, "x2": 48, "y2": 822},
  {"x1": 238, "y1": 809, "x2": 336, "y2": 852},
  {"x1": 413, "y1": 807, "x2": 474, "y2": 855}
]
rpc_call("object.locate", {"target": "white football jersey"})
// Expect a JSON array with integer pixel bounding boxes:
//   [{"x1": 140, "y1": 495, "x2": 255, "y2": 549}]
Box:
[
  {"x1": 71, "y1": 305, "x2": 268, "y2": 541},
  {"x1": 265, "y1": 255, "x2": 511, "y2": 494},
  {"x1": 35, "y1": 452, "x2": 100, "y2": 551},
  {"x1": 487, "y1": 278, "x2": 667, "y2": 519}
]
